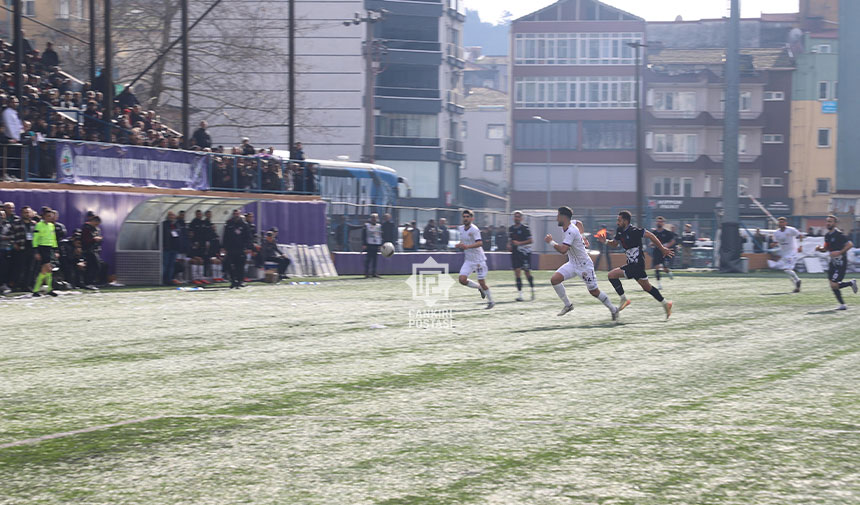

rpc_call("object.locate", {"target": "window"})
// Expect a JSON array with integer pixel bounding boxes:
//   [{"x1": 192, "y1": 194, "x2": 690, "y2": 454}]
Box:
[
  {"x1": 461, "y1": 121, "x2": 467, "y2": 139},
  {"x1": 582, "y1": 121, "x2": 636, "y2": 150},
  {"x1": 818, "y1": 128, "x2": 831, "y2": 147},
  {"x1": 653, "y1": 91, "x2": 697, "y2": 112},
  {"x1": 652, "y1": 177, "x2": 693, "y2": 197},
  {"x1": 818, "y1": 81, "x2": 830, "y2": 100},
  {"x1": 740, "y1": 91, "x2": 752, "y2": 111},
  {"x1": 720, "y1": 134, "x2": 749, "y2": 154},
  {"x1": 514, "y1": 32, "x2": 644, "y2": 65},
  {"x1": 483, "y1": 154, "x2": 502, "y2": 172},
  {"x1": 375, "y1": 113, "x2": 438, "y2": 138},
  {"x1": 738, "y1": 178, "x2": 750, "y2": 196},
  {"x1": 23, "y1": 0, "x2": 35, "y2": 16},
  {"x1": 514, "y1": 121, "x2": 578, "y2": 150},
  {"x1": 720, "y1": 91, "x2": 753, "y2": 111},
  {"x1": 817, "y1": 178, "x2": 831, "y2": 194},
  {"x1": 514, "y1": 76, "x2": 634, "y2": 109},
  {"x1": 653, "y1": 133, "x2": 698, "y2": 155},
  {"x1": 817, "y1": 44, "x2": 832, "y2": 54},
  {"x1": 834, "y1": 81, "x2": 838, "y2": 100},
  {"x1": 486, "y1": 124, "x2": 505, "y2": 139},
  {"x1": 762, "y1": 134, "x2": 784, "y2": 144},
  {"x1": 58, "y1": 0, "x2": 69, "y2": 19},
  {"x1": 761, "y1": 177, "x2": 784, "y2": 187},
  {"x1": 763, "y1": 91, "x2": 784, "y2": 101}
]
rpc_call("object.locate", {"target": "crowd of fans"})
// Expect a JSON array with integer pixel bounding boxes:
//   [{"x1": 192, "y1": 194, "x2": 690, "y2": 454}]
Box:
[
  {"x1": 0, "y1": 201, "x2": 107, "y2": 295},
  {"x1": 161, "y1": 209, "x2": 291, "y2": 288},
  {"x1": 0, "y1": 37, "x2": 319, "y2": 194}
]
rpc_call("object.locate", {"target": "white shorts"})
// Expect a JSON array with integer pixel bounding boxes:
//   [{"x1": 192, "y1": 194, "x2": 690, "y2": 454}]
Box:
[
  {"x1": 460, "y1": 259, "x2": 488, "y2": 280},
  {"x1": 768, "y1": 255, "x2": 797, "y2": 271},
  {"x1": 556, "y1": 261, "x2": 598, "y2": 291}
]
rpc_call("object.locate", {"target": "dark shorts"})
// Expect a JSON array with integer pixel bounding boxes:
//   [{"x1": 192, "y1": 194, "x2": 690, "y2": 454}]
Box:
[
  {"x1": 37, "y1": 246, "x2": 54, "y2": 265},
  {"x1": 512, "y1": 249, "x2": 531, "y2": 270},
  {"x1": 652, "y1": 249, "x2": 672, "y2": 268},
  {"x1": 622, "y1": 260, "x2": 648, "y2": 280},
  {"x1": 828, "y1": 258, "x2": 847, "y2": 283}
]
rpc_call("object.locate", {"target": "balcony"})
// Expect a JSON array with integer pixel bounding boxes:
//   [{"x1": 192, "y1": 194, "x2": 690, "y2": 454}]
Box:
[
  {"x1": 650, "y1": 152, "x2": 699, "y2": 163},
  {"x1": 444, "y1": 138, "x2": 465, "y2": 161},
  {"x1": 446, "y1": 43, "x2": 465, "y2": 68},
  {"x1": 446, "y1": 90, "x2": 465, "y2": 114},
  {"x1": 375, "y1": 86, "x2": 440, "y2": 99},
  {"x1": 446, "y1": 0, "x2": 467, "y2": 21},
  {"x1": 384, "y1": 39, "x2": 441, "y2": 52},
  {"x1": 708, "y1": 154, "x2": 760, "y2": 163},
  {"x1": 648, "y1": 110, "x2": 702, "y2": 120},
  {"x1": 384, "y1": 39, "x2": 443, "y2": 65},
  {"x1": 374, "y1": 136, "x2": 440, "y2": 147}
]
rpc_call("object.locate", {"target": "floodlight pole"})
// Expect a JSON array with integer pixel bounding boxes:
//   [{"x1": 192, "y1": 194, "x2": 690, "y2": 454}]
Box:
[{"x1": 720, "y1": 0, "x2": 742, "y2": 272}]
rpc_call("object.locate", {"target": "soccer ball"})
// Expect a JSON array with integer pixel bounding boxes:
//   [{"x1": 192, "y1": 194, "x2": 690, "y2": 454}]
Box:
[{"x1": 381, "y1": 242, "x2": 395, "y2": 257}]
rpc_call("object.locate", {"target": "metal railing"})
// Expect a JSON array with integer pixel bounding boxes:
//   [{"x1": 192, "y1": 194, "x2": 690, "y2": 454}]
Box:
[{"x1": 0, "y1": 139, "x2": 319, "y2": 195}]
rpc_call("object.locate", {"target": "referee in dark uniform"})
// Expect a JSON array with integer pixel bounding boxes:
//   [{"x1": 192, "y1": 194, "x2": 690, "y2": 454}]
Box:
[
  {"x1": 508, "y1": 210, "x2": 535, "y2": 301},
  {"x1": 816, "y1": 214, "x2": 857, "y2": 310}
]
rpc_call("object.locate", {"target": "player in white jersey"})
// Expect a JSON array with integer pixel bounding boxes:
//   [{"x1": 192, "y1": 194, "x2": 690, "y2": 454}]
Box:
[
  {"x1": 545, "y1": 206, "x2": 618, "y2": 319},
  {"x1": 456, "y1": 209, "x2": 494, "y2": 309},
  {"x1": 767, "y1": 216, "x2": 803, "y2": 292}
]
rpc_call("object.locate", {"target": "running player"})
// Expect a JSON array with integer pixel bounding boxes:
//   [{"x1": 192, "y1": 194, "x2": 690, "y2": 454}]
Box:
[
  {"x1": 767, "y1": 217, "x2": 803, "y2": 292},
  {"x1": 456, "y1": 209, "x2": 494, "y2": 309},
  {"x1": 32, "y1": 209, "x2": 59, "y2": 297},
  {"x1": 815, "y1": 214, "x2": 857, "y2": 310},
  {"x1": 651, "y1": 216, "x2": 676, "y2": 289},
  {"x1": 598, "y1": 210, "x2": 674, "y2": 319},
  {"x1": 508, "y1": 210, "x2": 535, "y2": 301},
  {"x1": 545, "y1": 206, "x2": 618, "y2": 319}
]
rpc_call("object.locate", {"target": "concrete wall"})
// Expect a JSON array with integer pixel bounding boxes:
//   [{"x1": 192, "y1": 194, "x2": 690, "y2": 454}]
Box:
[{"x1": 462, "y1": 108, "x2": 507, "y2": 186}]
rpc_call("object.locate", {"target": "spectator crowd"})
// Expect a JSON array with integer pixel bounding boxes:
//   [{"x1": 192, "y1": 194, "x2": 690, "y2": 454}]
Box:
[{"x1": 0, "y1": 37, "x2": 318, "y2": 194}]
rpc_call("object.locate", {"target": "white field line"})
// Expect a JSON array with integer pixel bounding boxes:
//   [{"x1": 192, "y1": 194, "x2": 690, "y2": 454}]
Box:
[{"x1": 1, "y1": 414, "x2": 857, "y2": 450}]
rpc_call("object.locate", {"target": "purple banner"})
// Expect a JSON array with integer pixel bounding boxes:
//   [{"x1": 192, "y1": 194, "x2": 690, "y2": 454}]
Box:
[{"x1": 56, "y1": 141, "x2": 209, "y2": 190}]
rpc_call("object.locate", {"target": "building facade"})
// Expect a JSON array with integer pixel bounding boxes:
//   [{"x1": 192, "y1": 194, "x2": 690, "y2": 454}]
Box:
[
  {"x1": 370, "y1": 0, "x2": 466, "y2": 208},
  {"x1": 643, "y1": 48, "x2": 794, "y2": 234},
  {"x1": 460, "y1": 87, "x2": 508, "y2": 209},
  {"x1": 790, "y1": 33, "x2": 838, "y2": 220},
  {"x1": 510, "y1": 0, "x2": 644, "y2": 213}
]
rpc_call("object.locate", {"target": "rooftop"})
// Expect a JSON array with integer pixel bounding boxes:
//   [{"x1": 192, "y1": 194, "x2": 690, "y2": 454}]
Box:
[
  {"x1": 464, "y1": 87, "x2": 508, "y2": 110},
  {"x1": 648, "y1": 47, "x2": 793, "y2": 70}
]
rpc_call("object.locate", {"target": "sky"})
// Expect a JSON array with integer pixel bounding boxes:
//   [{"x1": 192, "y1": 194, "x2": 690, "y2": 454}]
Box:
[{"x1": 468, "y1": 0, "x2": 800, "y2": 25}]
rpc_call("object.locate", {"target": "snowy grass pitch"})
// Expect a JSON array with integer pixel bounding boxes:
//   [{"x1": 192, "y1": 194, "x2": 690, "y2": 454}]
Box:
[{"x1": 1, "y1": 271, "x2": 858, "y2": 504}]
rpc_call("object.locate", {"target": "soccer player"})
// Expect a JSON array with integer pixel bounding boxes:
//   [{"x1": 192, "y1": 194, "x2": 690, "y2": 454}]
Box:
[
  {"x1": 651, "y1": 216, "x2": 676, "y2": 289},
  {"x1": 456, "y1": 209, "x2": 494, "y2": 309},
  {"x1": 598, "y1": 210, "x2": 674, "y2": 319},
  {"x1": 508, "y1": 210, "x2": 535, "y2": 301},
  {"x1": 545, "y1": 206, "x2": 618, "y2": 319},
  {"x1": 767, "y1": 216, "x2": 803, "y2": 292},
  {"x1": 32, "y1": 209, "x2": 58, "y2": 297},
  {"x1": 815, "y1": 214, "x2": 857, "y2": 310}
]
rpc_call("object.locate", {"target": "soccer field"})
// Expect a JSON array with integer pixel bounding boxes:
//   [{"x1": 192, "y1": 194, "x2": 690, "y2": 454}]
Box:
[{"x1": 1, "y1": 272, "x2": 858, "y2": 504}]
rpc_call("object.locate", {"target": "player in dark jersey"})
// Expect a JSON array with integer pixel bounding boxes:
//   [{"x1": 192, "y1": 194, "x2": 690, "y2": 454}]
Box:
[
  {"x1": 815, "y1": 215, "x2": 857, "y2": 310},
  {"x1": 597, "y1": 210, "x2": 675, "y2": 319},
  {"x1": 650, "y1": 216, "x2": 676, "y2": 289},
  {"x1": 508, "y1": 210, "x2": 535, "y2": 301}
]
